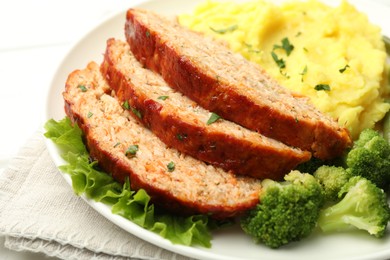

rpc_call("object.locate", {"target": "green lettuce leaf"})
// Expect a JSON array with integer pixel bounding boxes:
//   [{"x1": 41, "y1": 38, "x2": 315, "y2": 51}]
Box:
[
  {"x1": 44, "y1": 117, "x2": 212, "y2": 247},
  {"x1": 44, "y1": 118, "x2": 87, "y2": 155}
]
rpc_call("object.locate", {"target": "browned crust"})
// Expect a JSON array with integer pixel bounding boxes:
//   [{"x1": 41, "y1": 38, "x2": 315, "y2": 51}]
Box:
[
  {"x1": 124, "y1": 8, "x2": 352, "y2": 160},
  {"x1": 63, "y1": 62, "x2": 261, "y2": 219},
  {"x1": 101, "y1": 38, "x2": 310, "y2": 180}
]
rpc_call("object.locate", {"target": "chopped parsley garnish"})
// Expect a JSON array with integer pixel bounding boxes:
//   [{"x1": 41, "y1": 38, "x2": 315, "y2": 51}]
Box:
[
  {"x1": 158, "y1": 95, "x2": 169, "y2": 101},
  {"x1": 300, "y1": 65, "x2": 308, "y2": 75},
  {"x1": 273, "y1": 37, "x2": 294, "y2": 56},
  {"x1": 271, "y1": 38, "x2": 295, "y2": 75},
  {"x1": 177, "y1": 133, "x2": 187, "y2": 141},
  {"x1": 300, "y1": 65, "x2": 308, "y2": 82},
  {"x1": 122, "y1": 100, "x2": 130, "y2": 110},
  {"x1": 78, "y1": 85, "x2": 88, "y2": 92},
  {"x1": 132, "y1": 107, "x2": 142, "y2": 119},
  {"x1": 87, "y1": 111, "x2": 93, "y2": 118},
  {"x1": 339, "y1": 64, "x2": 350, "y2": 73},
  {"x1": 244, "y1": 42, "x2": 262, "y2": 53},
  {"x1": 113, "y1": 142, "x2": 121, "y2": 148},
  {"x1": 249, "y1": 49, "x2": 261, "y2": 54},
  {"x1": 145, "y1": 31, "x2": 150, "y2": 38},
  {"x1": 209, "y1": 24, "x2": 238, "y2": 34},
  {"x1": 271, "y1": 52, "x2": 286, "y2": 69},
  {"x1": 207, "y1": 113, "x2": 221, "y2": 125},
  {"x1": 167, "y1": 161, "x2": 175, "y2": 172},
  {"x1": 125, "y1": 145, "x2": 139, "y2": 157},
  {"x1": 314, "y1": 84, "x2": 331, "y2": 91}
]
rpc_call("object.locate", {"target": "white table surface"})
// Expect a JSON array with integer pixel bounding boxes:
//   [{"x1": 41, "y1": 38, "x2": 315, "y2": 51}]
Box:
[{"x1": 0, "y1": 0, "x2": 389, "y2": 259}]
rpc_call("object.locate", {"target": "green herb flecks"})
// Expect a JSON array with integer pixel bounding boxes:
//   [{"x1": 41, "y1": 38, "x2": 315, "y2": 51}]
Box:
[
  {"x1": 271, "y1": 52, "x2": 289, "y2": 77},
  {"x1": 177, "y1": 133, "x2": 187, "y2": 141},
  {"x1": 207, "y1": 113, "x2": 221, "y2": 125},
  {"x1": 273, "y1": 37, "x2": 294, "y2": 56},
  {"x1": 132, "y1": 107, "x2": 142, "y2": 119},
  {"x1": 125, "y1": 145, "x2": 139, "y2": 157},
  {"x1": 122, "y1": 100, "x2": 130, "y2": 110},
  {"x1": 158, "y1": 95, "x2": 169, "y2": 101},
  {"x1": 244, "y1": 42, "x2": 262, "y2": 53},
  {"x1": 271, "y1": 52, "x2": 286, "y2": 69},
  {"x1": 146, "y1": 31, "x2": 150, "y2": 38},
  {"x1": 78, "y1": 85, "x2": 88, "y2": 92},
  {"x1": 314, "y1": 84, "x2": 331, "y2": 91},
  {"x1": 271, "y1": 38, "x2": 295, "y2": 77},
  {"x1": 87, "y1": 111, "x2": 93, "y2": 118},
  {"x1": 167, "y1": 161, "x2": 175, "y2": 172},
  {"x1": 300, "y1": 65, "x2": 308, "y2": 82},
  {"x1": 210, "y1": 24, "x2": 238, "y2": 34},
  {"x1": 114, "y1": 142, "x2": 121, "y2": 148},
  {"x1": 339, "y1": 64, "x2": 350, "y2": 73},
  {"x1": 280, "y1": 70, "x2": 290, "y2": 79}
]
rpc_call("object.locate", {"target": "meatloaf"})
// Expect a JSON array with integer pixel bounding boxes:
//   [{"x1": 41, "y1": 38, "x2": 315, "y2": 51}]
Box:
[
  {"x1": 63, "y1": 61, "x2": 262, "y2": 219},
  {"x1": 124, "y1": 8, "x2": 352, "y2": 160},
  {"x1": 100, "y1": 38, "x2": 310, "y2": 180}
]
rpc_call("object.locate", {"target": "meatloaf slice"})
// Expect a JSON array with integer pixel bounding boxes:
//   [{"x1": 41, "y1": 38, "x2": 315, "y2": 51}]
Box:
[
  {"x1": 124, "y1": 8, "x2": 352, "y2": 160},
  {"x1": 101, "y1": 38, "x2": 310, "y2": 180},
  {"x1": 63, "y1": 61, "x2": 262, "y2": 219}
]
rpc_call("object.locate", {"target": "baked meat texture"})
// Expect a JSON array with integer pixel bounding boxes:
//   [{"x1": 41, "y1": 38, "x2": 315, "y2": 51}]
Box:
[
  {"x1": 101, "y1": 38, "x2": 311, "y2": 180},
  {"x1": 124, "y1": 8, "x2": 352, "y2": 160},
  {"x1": 63, "y1": 62, "x2": 262, "y2": 219}
]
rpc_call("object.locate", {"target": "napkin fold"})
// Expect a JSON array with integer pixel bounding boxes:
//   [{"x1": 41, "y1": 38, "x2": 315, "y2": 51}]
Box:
[{"x1": 0, "y1": 131, "x2": 193, "y2": 260}]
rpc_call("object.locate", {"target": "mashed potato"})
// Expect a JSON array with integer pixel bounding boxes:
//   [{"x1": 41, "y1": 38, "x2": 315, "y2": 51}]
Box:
[{"x1": 179, "y1": 0, "x2": 389, "y2": 139}]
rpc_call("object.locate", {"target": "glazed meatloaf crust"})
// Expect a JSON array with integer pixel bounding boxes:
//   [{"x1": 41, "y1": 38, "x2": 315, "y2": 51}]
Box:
[
  {"x1": 63, "y1": 61, "x2": 262, "y2": 219},
  {"x1": 101, "y1": 38, "x2": 311, "y2": 180},
  {"x1": 124, "y1": 8, "x2": 352, "y2": 160}
]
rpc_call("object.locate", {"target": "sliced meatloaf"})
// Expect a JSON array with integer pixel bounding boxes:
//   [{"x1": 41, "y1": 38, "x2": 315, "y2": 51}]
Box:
[
  {"x1": 100, "y1": 38, "x2": 311, "y2": 180},
  {"x1": 63, "y1": 61, "x2": 262, "y2": 219},
  {"x1": 124, "y1": 8, "x2": 352, "y2": 160}
]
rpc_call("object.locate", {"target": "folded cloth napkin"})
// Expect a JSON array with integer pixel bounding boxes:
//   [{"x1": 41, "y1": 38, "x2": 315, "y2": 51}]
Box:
[{"x1": 0, "y1": 131, "x2": 193, "y2": 260}]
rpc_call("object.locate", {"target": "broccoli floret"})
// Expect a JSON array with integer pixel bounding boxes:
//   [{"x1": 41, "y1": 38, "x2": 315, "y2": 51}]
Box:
[
  {"x1": 313, "y1": 165, "x2": 350, "y2": 202},
  {"x1": 240, "y1": 170, "x2": 324, "y2": 248},
  {"x1": 318, "y1": 176, "x2": 390, "y2": 238},
  {"x1": 346, "y1": 128, "x2": 390, "y2": 190}
]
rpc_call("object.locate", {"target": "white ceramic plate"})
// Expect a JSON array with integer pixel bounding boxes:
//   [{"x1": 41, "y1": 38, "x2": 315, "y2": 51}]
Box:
[{"x1": 45, "y1": 0, "x2": 390, "y2": 259}]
